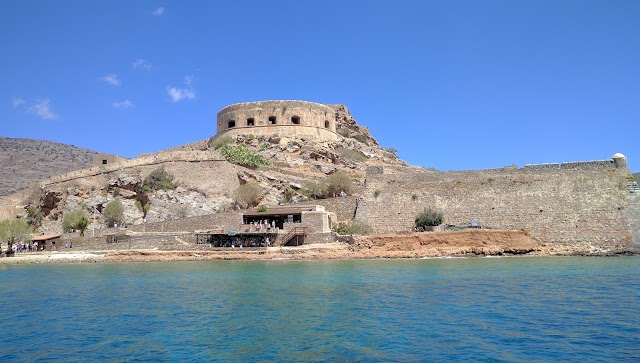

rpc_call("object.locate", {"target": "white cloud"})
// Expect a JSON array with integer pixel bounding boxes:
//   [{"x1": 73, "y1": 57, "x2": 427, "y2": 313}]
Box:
[
  {"x1": 132, "y1": 59, "x2": 152, "y2": 70},
  {"x1": 101, "y1": 74, "x2": 121, "y2": 86},
  {"x1": 167, "y1": 86, "x2": 196, "y2": 102},
  {"x1": 167, "y1": 75, "x2": 196, "y2": 102},
  {"x1": 12, "y1": 97, "x2": 25, "y2": 108},
  {"x1": 28, "y1": 99, "x2": 59, "y2": 120},
  {"x1": 153, "y1": 7, "x2": 164, "y2": 16},
  {"x1": 113, "y1": 99, "x2": 134, "y2": 109}
]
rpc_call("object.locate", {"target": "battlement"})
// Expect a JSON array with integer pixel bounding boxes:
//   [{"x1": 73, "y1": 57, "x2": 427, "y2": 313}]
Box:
[
  {"x1": 215, "y1": 100, "x2": 338, "y2": 142},
  {"x1": 524, "y1": 159, "x2": 616, "y2": 170}
]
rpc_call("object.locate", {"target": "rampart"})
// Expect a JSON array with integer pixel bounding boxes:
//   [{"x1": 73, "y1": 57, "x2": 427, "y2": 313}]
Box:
[
  {"x1": 356, "y1": 158, "x2": 637, "y2": 247},
  {"x1": 214, "y1": 100, "x2": 338, "y2": 142}
]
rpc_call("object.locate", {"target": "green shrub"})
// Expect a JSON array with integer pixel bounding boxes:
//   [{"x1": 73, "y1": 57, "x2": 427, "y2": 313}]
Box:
[
  {"x1": 352, "y1": 134, "x2": 368, "y2": 144},
  {"x1": 135, "y1": 200, "x2": 150, "y2": 217},
  {"x1": 235, "y1": 182, "x2": 261, "y2": 208},
  {"x1": 337, "y1": 128, "x2": 350, "y2": 138},
  {"x1": 211, "y1": 136, "x2": 234, "y2": 150},
  {"x1": 415, "y1": 207, "x2": 444, "y2": 228},
  {"x1": 104, "y1": 199, "x2": 125, "y2": 227},
  {"x1": 26, "y1": 206, "x2": 44, "y2": 228},
  {"x1": 302, "y1": 180, "x2": 324, "y2": 199},
  {"x1": 332, "y1": 220, "x2": 373, "y2": 235},
  {"x1": 218, "y1": 144, "x2": 270, "y2": 167},
  {"x1": 143, "y1": 168, "x2": 176, "y2": 192},
  {"x1": 256, "y1": 205, "x2": 267, "y2": 212},
  {"x1": 373, "y1": 189, "x2": 381, "y2": 198},
  {"x1": 323, "y1": 172, "x2": 354, "y2": 197},
  {"x1": 283, "y1": 188, "x2": 297, "y2": 203},
  {"x1": 411, "y1": 193, "x2": 418, "y2": 201},
  {"x1": 62, "y1": 210, "x2": 91, "y2": 236},
  {"x1": 337, "y1": 147, "x2": 366, "y2": 162},
  {"x1": 303, "y1": 172, "x2": 354, "y2": 199}
]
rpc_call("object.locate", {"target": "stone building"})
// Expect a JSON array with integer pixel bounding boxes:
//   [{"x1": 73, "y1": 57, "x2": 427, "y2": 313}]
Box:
[
  {"x1": 92, "y1": 153, "x2": 127, "y2": 167},
  {"x1": 214, "y1": 100, "x2": 338, "y2": 142}
]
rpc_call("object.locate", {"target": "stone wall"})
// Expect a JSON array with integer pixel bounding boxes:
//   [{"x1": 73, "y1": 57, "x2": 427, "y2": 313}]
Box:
[
  {"x1": 292, "y1": 196, "x2": 358, "y2": 223},
  {"x1": 356, "y1": 163, "x2": 634, "y2": 247},
  {"x1": 215, "y1": 100, "x2": 338, "y2": 142},
  {"x1": 39, "y1": 150, "x2": 227, "y2": 190},
  {"x1": 120, "y1": 212, "x2": 243, "y2": 234},
  {"x1": 626, "y1": 194, "x2": 640, "y2": 248}
]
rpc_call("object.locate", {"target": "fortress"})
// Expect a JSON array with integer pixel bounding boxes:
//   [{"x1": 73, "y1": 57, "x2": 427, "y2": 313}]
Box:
[
  {"x1": 215, "y1": 100, "x2": 339, "y2": 142},
  {"x1": 1, "y1": 100, "x2": 638, "y2": 254}
]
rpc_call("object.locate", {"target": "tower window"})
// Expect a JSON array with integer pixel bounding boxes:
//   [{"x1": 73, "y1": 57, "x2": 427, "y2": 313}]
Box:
[
  {"x1": 291, "y1": 116, "x2": 301, "y2": 125},
  {"x1": 228, "y1": 120, "x2": 236, "y2": 128},
  {"x1": 247, "y1": 118, "x2": 255, "y2": 126},
  {"x1": 268, "y1": 116, "x2": 277, "y2": 124},
  {"x1": 325, "y1": 120, "x2": 330, "y2": 129}
]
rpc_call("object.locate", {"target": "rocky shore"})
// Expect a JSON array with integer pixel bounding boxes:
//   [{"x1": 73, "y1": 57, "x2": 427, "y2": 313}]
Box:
[{"x1": 1, "y1": 230, "x2": 636, "y2": 265}]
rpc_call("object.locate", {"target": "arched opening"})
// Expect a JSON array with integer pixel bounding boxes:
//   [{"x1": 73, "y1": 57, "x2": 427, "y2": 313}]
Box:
[
  {"x1": 324, "y1": 120, "x2": 330, "y2": 129},
  {"x1": 247, "y1": 118, "x2": 255, "y2": 126},
  {"x1": 291, "y1": 116, "x2": 301, "y2": 125},
  {"x1": 268, "y1": 116, "x2": 277, "y2": 125},
  {"x1": 228, "y1": 120, "x2": 236, "y2": 128}
]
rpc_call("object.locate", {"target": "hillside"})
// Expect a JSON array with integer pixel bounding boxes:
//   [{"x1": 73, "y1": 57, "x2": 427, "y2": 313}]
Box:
[
  {"x1": 0, "y1": 104, "x2": 410, "y2": 233},
  {"x1": 0, "y1": 138, "x2": 100, "y2": 196}
]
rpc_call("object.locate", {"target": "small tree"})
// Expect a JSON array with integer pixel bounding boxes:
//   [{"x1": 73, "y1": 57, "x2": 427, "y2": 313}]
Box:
[
  {"x1": 62, "y1": 210, "x2": 91, "y2": 236},
  {"x1": 26, "y1": 206, "x2": 44, "y2": 228},
  {"x1": 332, "y1": 220, "x2": 373, "y2": 235},
  {"x1": 302, "y1": 180, "x2": 324, "y2": 199},
  {"x1": 143, "y1": 168, "x2": 176, "y2": 193},
  {"x1": 235, "y1": 182, "x2": 261, "y2": 208},
  {"x1": 322, "y1": 172, "x2": 354, "y2": 198},
  {"x1": 104, "y1": 199, "x2": 124, "y2": 227},
  {"x1": 135, "y1": 200, "x2": 151, "y2": 218},
  {"x1": 283, "y1": 188, "x2": 297, "y2": 203},
  {"x1": 0, "y1": 219, "x2": 31, "y2": 255},
  {"x1": 415, "y1": 207, "x2": 444, "y2": 229}
]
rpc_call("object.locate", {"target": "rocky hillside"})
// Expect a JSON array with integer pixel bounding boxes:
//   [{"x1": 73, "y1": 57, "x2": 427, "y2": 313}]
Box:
[
  {"x1": 1, "y1": 105, "x2": 410, "y2": 234},
  {"x1": 0, "y1": 138, "x2": 100, "y2": 196}
]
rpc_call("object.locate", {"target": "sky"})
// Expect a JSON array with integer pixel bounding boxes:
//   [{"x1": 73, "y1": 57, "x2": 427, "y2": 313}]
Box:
[{"x1": 1, "y1": 1, "x2": 638, "y2": 172}]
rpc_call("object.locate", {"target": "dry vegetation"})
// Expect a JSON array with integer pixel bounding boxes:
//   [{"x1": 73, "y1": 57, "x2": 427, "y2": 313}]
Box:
[{"x1": 0, "y1": 138, "x2": 99, "y2": 196}]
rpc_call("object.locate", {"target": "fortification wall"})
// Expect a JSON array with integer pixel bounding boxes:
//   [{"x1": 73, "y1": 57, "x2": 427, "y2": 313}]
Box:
[
  {"x1": 356, "y1": 161, "x2": 634, "y2": 247},
  {"x1": 290, "y1": 195, "x2": 358, "y2": 223},
  {"x1": 215, "y1": 100, "x2": 338, "y2": 142},
  {"x1": 118, "y1": 212, "x2": 243, "y2": 234}
]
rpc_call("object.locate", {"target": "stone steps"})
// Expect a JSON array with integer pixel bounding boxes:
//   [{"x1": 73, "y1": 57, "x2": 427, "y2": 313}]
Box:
[{"x1": 628, "y1": 181, "x2": 640, "y2": 194}]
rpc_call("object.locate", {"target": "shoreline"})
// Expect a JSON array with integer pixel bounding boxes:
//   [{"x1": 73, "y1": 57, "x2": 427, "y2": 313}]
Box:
[
  {"x1": 1, "y1": 245, "x2": 637, "y2": 265},
  {"x1": 2, "y1": 230, "x2": 637, "y2": 265}
]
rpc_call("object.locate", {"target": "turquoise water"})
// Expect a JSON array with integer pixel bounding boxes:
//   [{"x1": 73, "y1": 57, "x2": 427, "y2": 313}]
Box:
[{"x1": 1, "y1": 257, "x2": 639, "y2": 362}]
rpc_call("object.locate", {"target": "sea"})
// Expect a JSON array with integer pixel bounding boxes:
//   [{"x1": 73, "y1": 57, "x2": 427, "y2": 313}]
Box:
[{"x1": 1, "y1": 257, "x2": 638, "y2": 362}]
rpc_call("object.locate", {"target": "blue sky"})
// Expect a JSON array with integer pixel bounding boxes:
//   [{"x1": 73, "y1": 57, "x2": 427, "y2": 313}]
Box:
[{"x1": 1, "y1": 1, "x2": 638, "y2": 172}]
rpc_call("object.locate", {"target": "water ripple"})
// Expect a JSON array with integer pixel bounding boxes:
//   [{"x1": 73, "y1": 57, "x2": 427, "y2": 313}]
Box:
[{"x1": 0, "y1": 257, "x2": 638, "y2": 362}]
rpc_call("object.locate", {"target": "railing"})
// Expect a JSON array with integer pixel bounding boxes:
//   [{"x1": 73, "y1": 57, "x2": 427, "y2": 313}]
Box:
[{"x1": 278, "y1": 227, "x2": 308, "y2": 246}]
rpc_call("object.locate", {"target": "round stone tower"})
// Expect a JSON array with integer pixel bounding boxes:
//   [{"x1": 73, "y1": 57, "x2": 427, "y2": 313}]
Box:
[
  {"x1": 612, "y1": 153, "x2": 627, "y2": 168},
  {"x1": 215, "y1": 100, "x2": 338, "y2": 142}
]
